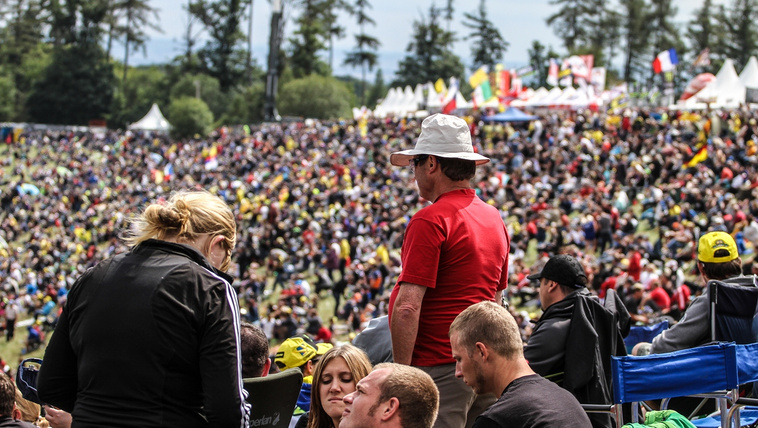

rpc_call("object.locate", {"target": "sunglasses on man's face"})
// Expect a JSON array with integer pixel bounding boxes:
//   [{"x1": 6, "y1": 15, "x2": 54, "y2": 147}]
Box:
[{"x1": 409, "y1": 155, "x2": 429, "y2": 169}]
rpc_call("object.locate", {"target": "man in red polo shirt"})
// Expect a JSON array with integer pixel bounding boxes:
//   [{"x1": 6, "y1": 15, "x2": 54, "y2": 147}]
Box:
[{"x1": 388, "y1": 114, "x2": 511, "y2": 428}]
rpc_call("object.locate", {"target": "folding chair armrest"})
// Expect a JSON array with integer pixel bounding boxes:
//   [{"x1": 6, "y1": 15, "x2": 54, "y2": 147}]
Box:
[
  {"x1": 581, "y1": 404, "x2": 615, "y2": 412},
  {"x1": 725, "y1": 398, "x2": 758, "y2": 428},
  {"x1": 733, "y1": 397, "x2": 758, "y2": 407}
]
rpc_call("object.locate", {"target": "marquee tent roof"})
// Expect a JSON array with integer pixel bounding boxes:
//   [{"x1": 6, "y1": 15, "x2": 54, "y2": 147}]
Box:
[
  {"x1": 695, "y1": 59, "x2": 745, "y2": 108},
  {"x1": 128, "y1": 103, "x2": 170, "y2": 132},
  {"x1": 740, "y1": 56, "x2": 758, "y2": 89}
]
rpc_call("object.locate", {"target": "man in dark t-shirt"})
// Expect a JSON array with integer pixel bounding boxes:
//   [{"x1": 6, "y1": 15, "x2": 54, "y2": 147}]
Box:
[{"x1": 449, "y1": 302, "x2": 591, "y2": 428}]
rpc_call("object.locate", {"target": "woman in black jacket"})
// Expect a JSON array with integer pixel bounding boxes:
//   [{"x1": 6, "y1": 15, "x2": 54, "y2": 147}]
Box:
[{"x1": 38, "y1": 190, "x2": 250, "y2": 428}]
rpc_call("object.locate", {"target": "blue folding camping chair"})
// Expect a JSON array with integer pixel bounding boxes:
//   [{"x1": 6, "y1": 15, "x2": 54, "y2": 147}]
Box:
[
  {"x1": 623, "y1": 320, "x2": 669, "y2": 354},
  {"x1": 600, "y1": 342, "x2": 740, "y2": 428},
  {"x1": 692, "y1": 342, "x2": 758, "y2": 428}
]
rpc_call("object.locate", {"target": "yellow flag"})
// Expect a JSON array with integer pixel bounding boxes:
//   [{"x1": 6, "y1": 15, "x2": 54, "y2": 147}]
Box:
[
  {"x1": 469, "y1": 67, "x2": 488, "y2": 88},
  {"x1": 434, "y1": 78, "x2": 446, "y2": 94}
]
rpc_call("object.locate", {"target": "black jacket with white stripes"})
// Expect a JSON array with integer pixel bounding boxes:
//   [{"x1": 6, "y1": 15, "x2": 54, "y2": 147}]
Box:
[{"x1": 38, "y1": 239, "x2": 250, "y2": 428}]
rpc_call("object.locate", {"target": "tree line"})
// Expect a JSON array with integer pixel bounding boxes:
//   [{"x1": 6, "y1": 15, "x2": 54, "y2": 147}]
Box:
[{"x1": 0, "y1": 0, "x2": 755, "y2": 129}]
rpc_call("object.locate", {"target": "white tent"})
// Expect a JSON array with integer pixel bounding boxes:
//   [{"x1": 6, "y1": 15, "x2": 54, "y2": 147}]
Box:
[
  {"x1": 374, "y1": 87, "x2": 399, "y2": 117},
  {"x1": 414, "y1": 84, "x2": 425, "y2": 106},
  {"x1": 455, "y1": 91, "x2": 472, "y2": 110},
  {"x1": 695, "y1": 59, "x2": 745, "y2": 108},
  {"x1": 426, "y1": 85, "x2": 442, "y2": 108},
  {"x1": 400, "y1": 85, "x2": 417, "y2": 115},
  {"x1": 533, "y1": 87, "x2": 564, "y2": 106},
  {"x1": 740, "y1": 56, "x2": 758, "y2": 104},
  {"x1": 740, "y1": 56, "x2": 758, "y2": 89},
  {"x1": 128, "y1": 103, "x2": 170, "y2": 132}
]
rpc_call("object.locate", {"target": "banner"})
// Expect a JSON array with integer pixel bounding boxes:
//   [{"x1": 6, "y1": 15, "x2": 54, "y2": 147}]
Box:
[
  {"x1": 590, "y1": 67, "x2": 606, "y2": 93},
  {"x1": 547, "y1": 59, "x2": 559, "y2": 87},
  {"x1": 498, "y1": 70, "x2": 510, "y2": 98}
]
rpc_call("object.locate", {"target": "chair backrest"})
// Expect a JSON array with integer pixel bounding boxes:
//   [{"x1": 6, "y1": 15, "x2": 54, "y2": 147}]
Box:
[
  {"x1": 244, "y1": 368, "x2": 304, "y2": 428},
  {"x1": 707, "y1": 280, "x2": 758, "y2": 344},
  {"x1": 611, "y1": 342, "x2": 739, "y2": 405},
  {"x1": 624, "y1": 320, "x2": 669, "y2": 353}
]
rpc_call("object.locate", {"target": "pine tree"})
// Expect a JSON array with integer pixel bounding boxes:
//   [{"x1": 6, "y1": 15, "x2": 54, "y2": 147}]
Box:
[
  {"x1": 114, "y1": 0, "x2": 161, "y2": 82},
  {"x1": 528, "y1": 41, "x2": 547, "y2": 87},
  {"x1": 189, "y1": 0, "x2": 248, "y2": 91},
  {"x1": 289, "y1": 0, "x2": 330, "y2": 78},
  {"x1": 619, "y1": 0, "x2": 651, "y2": 82},
  {"x1": 714, "y1": 0, "x2": 758, "y2": 70},
  {"x1": 545, "y1": 0, "x2": 588, "y2": 53},
  {"x1": 463, "y1": 0, "x2": 507, "y2": 71},
  {"x1": 444, "y1": 0, "x2": 454, "y2": 32},
  {"x1": 393, "y1": 4, "x2": 463, "y2": 88},
  {"x1": 323, "y1": 0, "x2": 352, "y2": 72},
  {"x1": 366, "y1": 68, "x2": 386, "y2": 108},
  {"x1": 687, "y1": 0, "x2": 714, "y2": 56},
  {"x1": 344, "y1": 0, "x2": 379, "y2": 105}
]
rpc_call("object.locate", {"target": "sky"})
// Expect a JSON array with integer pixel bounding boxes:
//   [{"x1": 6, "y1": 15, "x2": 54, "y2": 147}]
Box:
[{"x1": 120, "y1": 0, "x2": 728, "y2": 81}]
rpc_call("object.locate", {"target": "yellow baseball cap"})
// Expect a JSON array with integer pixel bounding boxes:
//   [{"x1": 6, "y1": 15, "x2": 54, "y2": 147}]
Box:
[
  {"x1": 697, "y1": 231, "x2": 739, "y2": 263},
  {"x1": 275, "y1": 337, "x2": 317, "y2": 370},
  {"x1": 315, "y1": 343, "x2": 333, "y2": 355}
]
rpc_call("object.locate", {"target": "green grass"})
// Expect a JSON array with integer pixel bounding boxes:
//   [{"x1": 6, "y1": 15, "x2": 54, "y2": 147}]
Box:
[{"x1": 0, "y1": 318, "x2": 46, "y2": 371}]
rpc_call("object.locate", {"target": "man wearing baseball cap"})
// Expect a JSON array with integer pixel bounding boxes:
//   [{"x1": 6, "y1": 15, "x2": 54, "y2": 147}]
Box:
[
  {"x1": 388, "y1": 114, "x2": 510, "y2": 428},
  {"x1": 651, "y1": 231, "x2": 754, "y2": 353},
  {"x1": 275, "y1": 334, "x2": 332, "y2": 425},
  {"x1": 524, "y1": 254, "x2": 629, "y2": 428}
]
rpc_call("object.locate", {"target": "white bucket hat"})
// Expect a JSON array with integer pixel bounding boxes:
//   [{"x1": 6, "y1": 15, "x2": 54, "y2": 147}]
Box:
[{"x1": 390, "y1": 113, "x2": 490, "y2": 166}]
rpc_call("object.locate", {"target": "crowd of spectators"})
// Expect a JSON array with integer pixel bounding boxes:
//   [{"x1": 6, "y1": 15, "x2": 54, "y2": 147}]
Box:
[{"x1": 1, "y1": 107, "x2": 758, "y2": 356}]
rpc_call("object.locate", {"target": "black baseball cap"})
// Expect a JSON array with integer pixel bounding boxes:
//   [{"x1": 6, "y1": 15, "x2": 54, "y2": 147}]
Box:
[{"x1": 527, "y1": 254, "x2": 588, "y2": 289}]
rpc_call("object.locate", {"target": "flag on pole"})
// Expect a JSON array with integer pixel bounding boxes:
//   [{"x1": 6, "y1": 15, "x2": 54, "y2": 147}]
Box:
[
  {"x1": 442, "y1": 78, "x2": 459, "y2": 114},
  {"x1": 434, "y1": 78, "x2": 447, "y2": 95},
  {"x1": 684, "y1": 145, "x2": 708, "y2": 168},
  {"x1": 547, "y1": 59, "x2": 559, "y2": 87},
  {"x1": 480, "y1": 80, "x2": 493, "y2": 100},
  {"x1": 163, "y1": 163, "x2": 174, "y2": 181},
  {"x1": 498, "y1": 70, "x2": 510, "y2": 98},
  {"x1": 469, "y1": 67, "x2": 489, "y2": 88},
  {"x1": 472, "y1": 86, "x2": 484, "y2": 108},
  {"x1": 691, "y1": 48, "x2": 711, "y2": 69},
  {"x1": 653, "y1": 49, "x2": 679, "y2": 74}
]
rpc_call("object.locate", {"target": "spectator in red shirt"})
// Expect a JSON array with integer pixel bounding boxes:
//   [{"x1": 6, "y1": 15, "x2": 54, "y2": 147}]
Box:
[{"x1": 647, "y1": 280, "x2": 671, "y2": 312}]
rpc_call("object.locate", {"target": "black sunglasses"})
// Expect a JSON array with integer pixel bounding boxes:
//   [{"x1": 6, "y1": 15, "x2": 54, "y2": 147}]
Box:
[{"x1": 409, "y1": 155, "x2": 429, "y2": 168}]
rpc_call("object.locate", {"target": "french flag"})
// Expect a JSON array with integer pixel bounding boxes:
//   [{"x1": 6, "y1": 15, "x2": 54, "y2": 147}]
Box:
[
  {"x1": 163, "y1": 163, "x2": 174, "y2": 181},
  {"x1": 653, "y1": 49, "x2": 679, "y2": 74}
]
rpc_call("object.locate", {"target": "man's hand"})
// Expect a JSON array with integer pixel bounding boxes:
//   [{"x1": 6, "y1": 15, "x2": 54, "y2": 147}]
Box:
[{"x1": 44, "y1": 405, "x2": 72, "y2": 428}]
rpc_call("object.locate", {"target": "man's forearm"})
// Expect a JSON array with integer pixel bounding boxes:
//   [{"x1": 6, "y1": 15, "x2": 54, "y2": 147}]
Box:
[{"x1": 390, "y1": 305, "x2": 420, "y2": 365}]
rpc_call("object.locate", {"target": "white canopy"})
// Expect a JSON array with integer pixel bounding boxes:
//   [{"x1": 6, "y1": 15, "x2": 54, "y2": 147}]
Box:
[
  {"x1": 414, "y1": 84, "x2": 425, "y2": 106},
  {"x1": 695, "y1": 59, "x2": 745, "y2": 108},
  {"x1": 128, "y1": 103, "x2": 170, "y2": 132},
  {"x1": 455, "y1": 91, "x2": 472, "y2": 110},
  {"x1": 740, "y1": 56, "x2": 758, "y2": 89},
  {"x1": 426, "y1": 85, "x2": 442, "y2": 108}
]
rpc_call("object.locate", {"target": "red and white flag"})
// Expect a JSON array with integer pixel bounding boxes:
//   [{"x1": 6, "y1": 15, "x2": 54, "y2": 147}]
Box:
[{"x1": 442, "y1": 77, "x2": 459, "y2": 114}]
